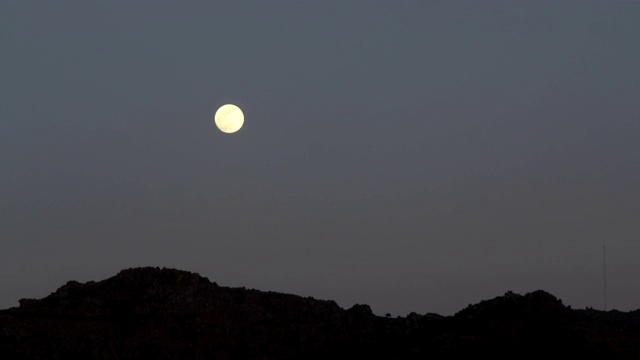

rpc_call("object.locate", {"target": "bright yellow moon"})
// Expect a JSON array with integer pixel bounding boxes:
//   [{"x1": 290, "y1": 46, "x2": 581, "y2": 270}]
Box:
[{"x1": 214, "y1": 104, "x2": 244, "y2": 134}]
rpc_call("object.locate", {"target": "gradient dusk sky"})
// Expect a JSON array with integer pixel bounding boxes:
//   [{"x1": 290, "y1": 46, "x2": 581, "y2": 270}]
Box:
[{"x1": 1, "y1": 1, "x2": 639, "y2": 316}]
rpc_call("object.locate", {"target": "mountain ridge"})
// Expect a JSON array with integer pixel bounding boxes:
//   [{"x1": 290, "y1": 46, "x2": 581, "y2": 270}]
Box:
[{"x1": 1, "y1": 267, "x2": 639, "y2": 359}]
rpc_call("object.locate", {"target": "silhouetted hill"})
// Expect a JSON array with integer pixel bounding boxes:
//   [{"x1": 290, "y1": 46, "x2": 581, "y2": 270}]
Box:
[{"x1": 1, "y1": 267, "x2": 639, "y2": 359}]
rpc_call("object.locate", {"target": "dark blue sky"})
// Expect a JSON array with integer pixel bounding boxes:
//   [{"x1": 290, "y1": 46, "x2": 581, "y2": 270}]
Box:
[{"x1": 1, "y1": 1, "x2": 639, "y2": 315}]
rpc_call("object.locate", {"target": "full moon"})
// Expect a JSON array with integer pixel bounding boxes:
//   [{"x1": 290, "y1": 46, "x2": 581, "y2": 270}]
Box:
[{"x1": 214, "y1": 104, "x2": 244, "y2": 134}]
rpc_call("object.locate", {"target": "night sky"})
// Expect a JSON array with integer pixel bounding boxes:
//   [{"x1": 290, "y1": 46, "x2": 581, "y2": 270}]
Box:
[{"x1": 1, "y1": 1, "x2": 639, "y2": 316}]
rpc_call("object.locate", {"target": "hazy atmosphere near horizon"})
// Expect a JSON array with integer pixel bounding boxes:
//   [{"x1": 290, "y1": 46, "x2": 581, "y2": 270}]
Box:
[{"x1": 1, "y1": 1, "x2": 639, "y2": 316}]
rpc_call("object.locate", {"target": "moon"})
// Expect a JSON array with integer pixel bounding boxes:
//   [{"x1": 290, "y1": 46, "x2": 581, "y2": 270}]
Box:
[{"x1": 214, "y1": 104, "x2": 244, "y2": 134}]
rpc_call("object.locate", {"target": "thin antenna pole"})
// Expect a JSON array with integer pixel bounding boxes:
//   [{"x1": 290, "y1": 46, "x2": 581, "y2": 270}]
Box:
[{"x1": 603, "y1": 245, "x2": 607, "y2": 311}]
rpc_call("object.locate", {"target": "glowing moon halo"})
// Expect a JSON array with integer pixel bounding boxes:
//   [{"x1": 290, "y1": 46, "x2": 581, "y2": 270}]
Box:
[{"x1": 214, "y1": 104, "x2": 244, "y2": 134}]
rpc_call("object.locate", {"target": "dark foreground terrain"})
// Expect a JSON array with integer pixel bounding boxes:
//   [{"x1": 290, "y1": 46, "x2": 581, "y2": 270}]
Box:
[{"x1": 1, "y1": 267, "x2": 639, "y2": 359}]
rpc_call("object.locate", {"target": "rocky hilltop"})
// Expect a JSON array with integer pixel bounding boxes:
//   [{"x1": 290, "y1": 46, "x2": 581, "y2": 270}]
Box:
[{"x1": 1, "y1": 267, "x2": 639, "y2": 359}]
